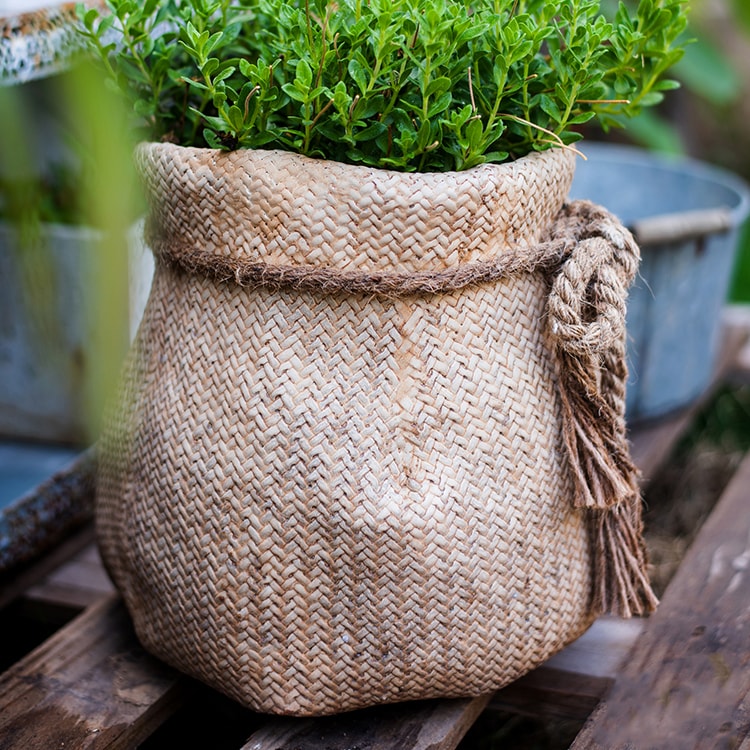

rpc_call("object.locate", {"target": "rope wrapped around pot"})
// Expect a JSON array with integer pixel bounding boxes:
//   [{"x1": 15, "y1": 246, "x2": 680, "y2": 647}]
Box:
[{"x1": 151, "y1": 198, "x2": 658, "y2": 618}]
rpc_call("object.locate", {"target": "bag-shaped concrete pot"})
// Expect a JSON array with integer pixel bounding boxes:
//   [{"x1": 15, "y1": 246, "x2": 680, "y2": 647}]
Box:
[{"x1": 97, "y1": 143, "x2": 655, "y2": 716}]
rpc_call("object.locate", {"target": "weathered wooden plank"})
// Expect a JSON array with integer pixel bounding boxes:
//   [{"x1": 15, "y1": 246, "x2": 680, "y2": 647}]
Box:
[
  {"x1": 242, "y1": 694, "x2": 492, "y2": 750},
  {"x1": 571, "y1": 453, "x2": 750, "y2": 750},
  {"x1": 0, "y1": 594, "x2": 184, "y2": 750},
  {"x1": 492, "y1": 617, "x2": 644, "y2": 722},
  {"x1": 25, "y1": 541, "x2": 115, "y2": 610},
  {"x1": 0, "y1": 523, "x2": 95, "y2": 610},
  {"x1": 543, "y1": 616, "x2": 644, "y2": 679},
  {"x1": 490, "y1": 667, "x2": 608, "y2": 723}
]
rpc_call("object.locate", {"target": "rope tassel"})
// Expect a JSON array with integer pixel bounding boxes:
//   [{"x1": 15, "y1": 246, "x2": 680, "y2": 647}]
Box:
[{"x1": 547, "y1": 201, "x2": 658, "y2": 617}]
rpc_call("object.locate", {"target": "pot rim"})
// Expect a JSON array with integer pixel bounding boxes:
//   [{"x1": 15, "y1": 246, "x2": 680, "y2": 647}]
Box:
[{"x1": 135, "y1": 141, "x2": 578, "y2": 275}]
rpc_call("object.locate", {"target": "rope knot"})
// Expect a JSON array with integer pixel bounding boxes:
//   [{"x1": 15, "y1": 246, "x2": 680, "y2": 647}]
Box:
[
  {"x1": 548, "y1": 201, "x2": 640, "y2": 359},
  {"x1": 544, "y1": 200, "x2": 657, "y2": 618}
]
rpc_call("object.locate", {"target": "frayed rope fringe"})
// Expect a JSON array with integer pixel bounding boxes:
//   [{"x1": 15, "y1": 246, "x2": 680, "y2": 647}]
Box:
[
  {"x1": 150, "y1": 199, "x2": 658, "y2": 618},
  {"x1": 548, "y1": 202, "x2": 658, "y2": 617}
]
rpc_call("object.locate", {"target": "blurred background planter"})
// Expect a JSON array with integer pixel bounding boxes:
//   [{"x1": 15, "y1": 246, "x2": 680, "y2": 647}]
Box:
[
  {"x1": 0, "y1": 221, "x2": 152, "y2": 445},
  {"x1": 570, "y1": 143, "x2": 750, "y2": 422},
  {"x1": 0, "y1": 222, "x2": 95, "y2": 444}
]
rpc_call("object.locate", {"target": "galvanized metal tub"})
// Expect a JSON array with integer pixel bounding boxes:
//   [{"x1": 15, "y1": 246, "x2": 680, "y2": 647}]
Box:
[{"x1": 570, "y1": 143, "x2": 750, "y2": 422}]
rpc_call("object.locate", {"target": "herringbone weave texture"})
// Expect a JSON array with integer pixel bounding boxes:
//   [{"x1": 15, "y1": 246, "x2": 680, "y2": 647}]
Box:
[{"x1": 98, "y1": 143, "x2": 596, "y2": 716}]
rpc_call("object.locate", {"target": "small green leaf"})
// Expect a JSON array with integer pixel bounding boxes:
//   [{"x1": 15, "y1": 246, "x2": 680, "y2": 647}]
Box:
[
  {"x1": 202, "y1": 58, "x2": 219, "y2": 77},
  {"x1": 191, "y1": 110, "x2": 227, "y2": 130},
  {"x1": 185, "y1": 21, "x2": 201, "y2": 48},
  {"x1": 204, "y1": 31, "x2": 224, "y2": 56},
  {"x1": 183, "y1": 77, "x2": 209, "y2": 92},
  {"x1": 352, "y1": 95, "x2": 385, "y2": 121},
  {"x1": 347, "y1": 57, "x2": 370, "y2": 94},
  {"x1": 638, "y1": 91, "x2": 664, "y2": 107},
  {"x1": 482, "y1": 150, "x2": 509, "y2": 164},
  {"x1": 465, "y1": 117, "x2": 483, "y2": 151},
  {"x1": 295, "y1": 59, "x2": 313, "y2": 90},
  {"x1": 213, "y1": 65, "x2": 236, "y2": 85},
  {"x1": 425, "y1": 76, "x2": 451, "y2": 98},
  {"x1": 539, "y1": 94, "x2": 561, "y2": 121},
  {"x1": 427, "y1": 91, "x2": 452, "y2": 118},
  {"x1": 203, "y1": 128, "x2": 224, "y2": 148},
  {"x1": 83, "y1": 8, "x2": 99, "y2": 29},
  {"x1": 332, "y1": 81, "x2": 351, "y2": 114},
  {"x1": 567, "y1": 111, "x2": 596, "y2": 125},
  {"x1": 654, "y1": 79, "x2": 681, "y2": 92},
  {"x1": 226, "y1": 104, "x2": 245, "y2": 131},
  {"x1": 353, "y1": 122, "x2": 387, "y2": 142},
  {"x1": 444, "y1": 104, "x2": 473, "y2": 131},
  {"x1": 98, "y1": 14, "x2": 115, "y2": 35},
  {"x1": 239, "y1": 59, "x2": 256, "y2": 78},
  {"x1": 281, "y1": 83, "x2": 308, "y2": 102}
]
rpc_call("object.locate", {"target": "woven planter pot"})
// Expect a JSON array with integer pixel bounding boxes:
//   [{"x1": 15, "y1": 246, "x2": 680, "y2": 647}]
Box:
[{"x1": 97, "y1": 143, "x2": 655, "y2": 717}]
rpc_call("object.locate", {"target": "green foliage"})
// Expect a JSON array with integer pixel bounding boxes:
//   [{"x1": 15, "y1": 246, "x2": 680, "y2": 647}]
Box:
[
  {"x1": 673, "y1": 36, "x2": 740, "y2": 108},
  {"x1": 730, "y1": 222, "x2": 750, "y2": 303},
  {"x1": 0, "y1": 166, "x2": 85, "y2": 225},
  {"x1": 728, "y1": 0, "x2": 750, "y2": 33},
  {"x1": 77, "y1": 0, "x2": 689, "y2": 171}
]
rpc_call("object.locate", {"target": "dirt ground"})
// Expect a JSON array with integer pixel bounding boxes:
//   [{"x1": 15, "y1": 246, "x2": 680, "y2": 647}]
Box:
[{"x1": 643, "y1": 383, "x2": 750, "y2": 597}]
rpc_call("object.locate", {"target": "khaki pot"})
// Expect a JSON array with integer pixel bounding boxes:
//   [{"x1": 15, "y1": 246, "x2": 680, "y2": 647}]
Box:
[{"x1": 97, "y1": 143, "x2": 654, "y2": 716}]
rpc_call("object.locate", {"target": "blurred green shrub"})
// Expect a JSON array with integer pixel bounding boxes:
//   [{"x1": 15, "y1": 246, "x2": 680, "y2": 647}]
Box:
[{"x1": 0, "y1": 63, "x2": 138, "y2": 442}]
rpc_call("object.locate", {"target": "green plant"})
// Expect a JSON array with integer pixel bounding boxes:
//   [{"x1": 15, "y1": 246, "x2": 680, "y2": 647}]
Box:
[
  {"x1": 0, "y1": 68, "x2": 137, "y2": 442},
  {"x1": 0, "y1": 166, "x2": 85, "y2": 226},
  {"x1": 78, "y1": 0, "x2": 689, "y2": 171},
  {"x1": 595, "y1": 0, "x2": 739, "y2": 154}
]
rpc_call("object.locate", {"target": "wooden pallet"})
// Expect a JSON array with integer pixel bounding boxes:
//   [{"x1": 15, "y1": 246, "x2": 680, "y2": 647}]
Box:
[{"x1": 1, "y1": 320, "x2": 749, "y2": 749}]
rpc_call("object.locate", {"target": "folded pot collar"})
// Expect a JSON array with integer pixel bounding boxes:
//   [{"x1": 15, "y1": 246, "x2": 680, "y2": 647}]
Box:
[{"x1": 135, "y1": 142, "x2": 576, "y2": 275}]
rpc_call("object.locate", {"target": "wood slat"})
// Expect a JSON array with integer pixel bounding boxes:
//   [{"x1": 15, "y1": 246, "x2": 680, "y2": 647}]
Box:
[
  {"x1": 24, "y1": 540, "x2": 116, "y2": 610},
  {"x1": 491, "y1": 668, "x2": 608, "y2": 724},
  {"x1": 570, "y1": 453, "x2": 750, "y2": 749},
  {"x1": 0, "y1": 595, "x2": 183, "y2": 750},
  {"x1": 0, "y1": 523, "x2": 95, "y2": 610},
  {"x1": 492, "y1": 617, "x2": 644, "y2": 722},
  {"x1": 242, "y1": 694, "x2": 492, "y2": 750},
  {"x1": 543, "y1": 617, "x2": 644, "y2": 680}
]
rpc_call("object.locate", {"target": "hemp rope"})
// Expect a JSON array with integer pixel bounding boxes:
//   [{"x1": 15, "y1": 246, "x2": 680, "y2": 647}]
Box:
[{"x1": 149, "y1": 199, "x2": 658, "y2": 618}]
